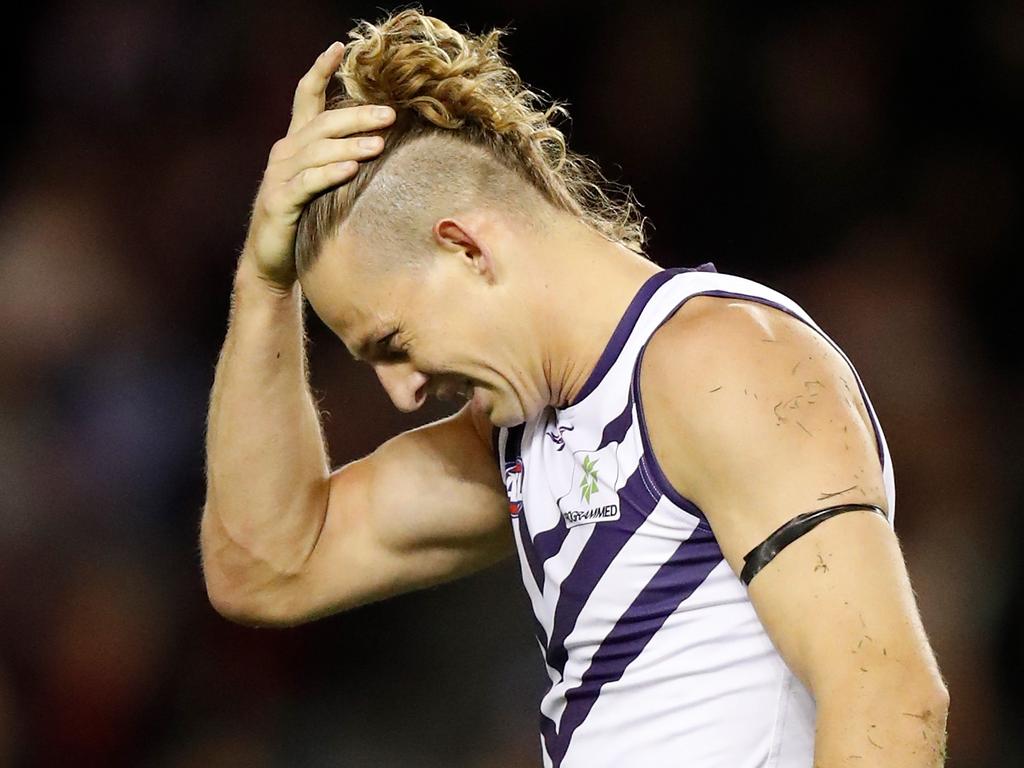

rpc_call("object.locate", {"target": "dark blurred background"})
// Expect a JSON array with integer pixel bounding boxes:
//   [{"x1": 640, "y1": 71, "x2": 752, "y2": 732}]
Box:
[{"x1": 0, "y1": 1, "x2": 1020, "y2": 766}]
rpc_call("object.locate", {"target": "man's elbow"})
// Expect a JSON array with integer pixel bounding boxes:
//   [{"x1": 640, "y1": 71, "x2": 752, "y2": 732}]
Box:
[
  {"x1": 818, "y1": 659, "x2": 950, "y2": 733},
  {"x1": 199, "y1": 507, "x2": 319, "y2": 627},
  {"x1": 201, "y1": 548, "x2": 316, "y2": 628},
  {"x1": 927, "y1": 675, "x2": 950, "y2": 713},
  {"x1": 813, "y1": 664, "x2": 949, "y2": 765},
  {"x1": 905, "y1": 671, "x2": 950, "y2": 725},
  {"x1": 811, "y1": 643, "x2": 949, "y2": 714},
  {"x1": 888, "y1": 671, "x2": 949, "y2": 744},
  {"x1": 884, "y1": 670, "x2": 950, "y2": 762},
  {"x1": 201, "y1": 549, "x2": 369, "y2": 627},
  {"x1": 891, "y1": 660, "x2": 949, "y2": 717},
  {"x1": 203, "y1": 574, "x2": 314, "y2": 628}
]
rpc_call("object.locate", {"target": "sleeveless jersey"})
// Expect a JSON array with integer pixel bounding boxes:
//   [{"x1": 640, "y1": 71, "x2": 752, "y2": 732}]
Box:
[{"x1": 495, "y1": 264, "x2": 896, "y2": 768}]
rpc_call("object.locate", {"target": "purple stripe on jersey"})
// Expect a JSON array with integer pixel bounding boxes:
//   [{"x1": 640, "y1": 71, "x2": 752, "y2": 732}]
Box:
[
  {"x1": 565, "y1": 263, "x2": 717, "y2": 409},
  {"x1": 544, "y1": 464, "x2": 659, "y2": 677},
  {"x1": 541, "y1": 523, "x2": 724, "y2": 767},
  {"x1": 517, "y1": 503, "x2": 545, "y2": 593},
  {"x1": 532, "y1": 517, "x2": 569, "y2": 574},
  {"x1": 629, "y1": 347, "x2": 710, "y2": 523},
  {"x1": 597, "y1": 392, "x2": 635, "y2": 449},
  {"x1": 530, "y1": 606, "x2": 549, "y2": 649},
  {"x1": 566, "y1": 271, "x2": 676, "y2": 408},
  {"x1": 502, "y1": 424, "x2": 546, "y2": 593}
]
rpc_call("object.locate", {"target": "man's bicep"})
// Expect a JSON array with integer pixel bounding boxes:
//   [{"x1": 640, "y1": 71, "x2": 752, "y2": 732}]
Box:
[
  {"x1": 643, "y1": 298, "x2": 888, "y2": 572},
  {"x1": 301, "y1": 404, "x2": 512, "y2": 615},
  {"x1": 644, "y1": 299, "x2": 937, "y2": 690},
  {"x1": 745, "y1": 510, "x2": 940, "y2": 696}
]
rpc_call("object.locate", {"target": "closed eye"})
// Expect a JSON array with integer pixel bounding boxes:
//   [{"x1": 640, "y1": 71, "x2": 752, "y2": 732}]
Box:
[{"x1": 377, "y1": 330, "x2": 408, "y2": 359}]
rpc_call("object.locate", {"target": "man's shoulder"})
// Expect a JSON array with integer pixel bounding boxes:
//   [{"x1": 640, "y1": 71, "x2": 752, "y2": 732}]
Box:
[
  {"x1": 641, "y1": 292, "x2": 830, "y2": 389},
  {"x1": 639, "y1": 291, "x2": 874, "y2": 490}
]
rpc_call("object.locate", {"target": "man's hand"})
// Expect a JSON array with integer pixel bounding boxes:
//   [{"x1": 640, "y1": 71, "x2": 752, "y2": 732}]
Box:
[{"x1": 244, "y1": 41, "x2": 396, "y2": 291}]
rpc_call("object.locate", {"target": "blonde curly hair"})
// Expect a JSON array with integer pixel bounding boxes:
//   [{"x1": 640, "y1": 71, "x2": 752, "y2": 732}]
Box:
[{"x1": 294, "y1": 9, "x2": 647, "y2": 275}]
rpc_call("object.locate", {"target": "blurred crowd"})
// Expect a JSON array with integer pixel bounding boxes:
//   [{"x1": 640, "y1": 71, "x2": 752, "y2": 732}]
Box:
[{"x1": 0, "y1": 1, "x2": 1020, "y2": 766}]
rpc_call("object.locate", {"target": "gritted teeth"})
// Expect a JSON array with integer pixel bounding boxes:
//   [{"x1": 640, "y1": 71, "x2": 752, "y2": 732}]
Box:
[{"x1": 433, "y1": 377, "x2": 473, "y2": 402}]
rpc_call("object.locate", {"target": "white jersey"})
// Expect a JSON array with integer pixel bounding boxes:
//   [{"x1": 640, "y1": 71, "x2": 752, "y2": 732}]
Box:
[{"x1": 495, "y1": 264, "x2": 896, "y2": 768}]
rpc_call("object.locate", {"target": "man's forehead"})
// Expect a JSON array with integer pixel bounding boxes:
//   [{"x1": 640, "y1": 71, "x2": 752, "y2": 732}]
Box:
[{"x1": 301, "y1": 233, "x2": 401, "y2": 357}]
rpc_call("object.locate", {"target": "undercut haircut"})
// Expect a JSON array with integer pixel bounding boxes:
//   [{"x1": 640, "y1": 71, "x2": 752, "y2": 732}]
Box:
[{"x1": 294, "y1": 9, "x2": 647, "y2": 277}]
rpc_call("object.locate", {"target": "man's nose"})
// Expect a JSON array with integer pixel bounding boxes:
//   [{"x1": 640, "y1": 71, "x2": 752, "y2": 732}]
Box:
[{"x1": 373, "y1": 361, "x2": 429, "y2": 412}]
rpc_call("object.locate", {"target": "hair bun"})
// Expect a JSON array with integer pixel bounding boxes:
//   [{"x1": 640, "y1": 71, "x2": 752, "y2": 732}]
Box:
[
  {"x1": 299, "y1": 8, "x2": 646, "y2": 263},
  {"x1": 338, "y1": 9, "x2": 554, "y2": 141}
]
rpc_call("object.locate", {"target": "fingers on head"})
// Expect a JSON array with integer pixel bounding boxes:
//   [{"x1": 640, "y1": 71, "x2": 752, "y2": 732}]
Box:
[
  {"x1": 273, "y1": 112, "x2": 391, "y2": 182},
  {"x1": 292, "y1": 162, "x2": 358, "y2": 197},
  {"x1": 294, "y1": 136, "x2": 384, "y2": 170},
  {"x1": 290, "y1": 42, "x2": 346, "y2": 131},
  {"x1": 299, "y1": 105, "x2": 395, "y2": 142}
]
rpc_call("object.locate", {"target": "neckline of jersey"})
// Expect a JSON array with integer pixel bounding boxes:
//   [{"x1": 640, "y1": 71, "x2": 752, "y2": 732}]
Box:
[{"x1": 555, "y1": 265, "x2": 689, "y2": 415}]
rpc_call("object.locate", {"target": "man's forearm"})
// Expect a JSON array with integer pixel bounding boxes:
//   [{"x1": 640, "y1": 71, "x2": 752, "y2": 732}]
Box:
[
  {"x1": 814, "y1": 680, "x2": 949, "y2": 767},
  {"x1": 201, "y1": 254, "x2": 331, "y2": 611}
]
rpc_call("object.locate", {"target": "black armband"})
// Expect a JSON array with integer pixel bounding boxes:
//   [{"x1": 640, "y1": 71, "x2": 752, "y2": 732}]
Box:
[{"x1": 740, "y1": 503, "x2": 888, "y2": 586}]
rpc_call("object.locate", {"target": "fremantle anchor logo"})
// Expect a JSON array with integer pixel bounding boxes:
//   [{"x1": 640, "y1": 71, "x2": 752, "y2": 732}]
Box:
[{"x1": 545, "y1": 424, "x2": 574, "y2": 451}]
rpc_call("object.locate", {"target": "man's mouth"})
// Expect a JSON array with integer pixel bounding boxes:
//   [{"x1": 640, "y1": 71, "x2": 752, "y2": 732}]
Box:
[{"x1": 434, "y1": 378, "x2": 475, "y2": 402}]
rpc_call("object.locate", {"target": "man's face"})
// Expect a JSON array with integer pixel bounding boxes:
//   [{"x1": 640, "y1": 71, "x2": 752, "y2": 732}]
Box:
[{"x1": 299, "y1": 230, "x2": 537, "y2": 427}]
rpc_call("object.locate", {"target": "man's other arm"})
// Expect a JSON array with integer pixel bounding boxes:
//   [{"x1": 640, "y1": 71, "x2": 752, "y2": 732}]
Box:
[{"x1": 641, "y1": 296, "x2": 948, "y2": 767}]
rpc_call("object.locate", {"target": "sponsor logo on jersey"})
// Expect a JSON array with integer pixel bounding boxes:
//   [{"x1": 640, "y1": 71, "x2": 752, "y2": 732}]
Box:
[
  {"x1": 504, "y1": 457, "x2": 524, "y2": 517},
  {"x1": 558, "y1": 447, "x2": 621, "y2": 528},
  {"x1": 562, "y1": 503, "x2": 620, "y2": 526},
  {"x1": 579, "y1": 454, "x2": 599, "y2": 502}
]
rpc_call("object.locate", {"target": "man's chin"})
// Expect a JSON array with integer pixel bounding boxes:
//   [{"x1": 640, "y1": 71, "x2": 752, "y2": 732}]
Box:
[{"x1": 476, "y1": 390, "x2": 533, "y2": 428}]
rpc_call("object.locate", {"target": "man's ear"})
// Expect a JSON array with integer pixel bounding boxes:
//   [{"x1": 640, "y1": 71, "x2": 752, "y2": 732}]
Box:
[{"x1": 433, "y1": 217, "x2": 496, "y2": 283}]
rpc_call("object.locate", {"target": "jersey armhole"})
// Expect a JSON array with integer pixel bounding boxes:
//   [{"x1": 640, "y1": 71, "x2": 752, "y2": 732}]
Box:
[
  {"x1": 630, "y1": 290, "x2": 888, "y2": 533},
  {"x1": 629, "y1": 297, "x2": 715, "y2": 530},
  {"x1": 490, "y1": 425, "x2": 501, "y2": 464}
]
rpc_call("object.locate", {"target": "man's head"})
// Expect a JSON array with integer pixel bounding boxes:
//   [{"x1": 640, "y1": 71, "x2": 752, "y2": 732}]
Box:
[{"x1": 295, "y1": 10, "x2": 646, "y2": 425}]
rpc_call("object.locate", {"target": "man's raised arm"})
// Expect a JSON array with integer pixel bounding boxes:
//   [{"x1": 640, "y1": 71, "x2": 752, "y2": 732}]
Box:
[{"x1": 200, "y1": 43, "x2": 511, "y2": 627}]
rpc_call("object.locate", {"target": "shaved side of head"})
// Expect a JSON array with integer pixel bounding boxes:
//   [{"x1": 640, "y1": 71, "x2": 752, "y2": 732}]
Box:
[
  {"x1": 331, "y1": 132, "x2": 555, "y2": 274},
  {"x1": 293, "y1": 10, "x2": 646, "y2": 282}
]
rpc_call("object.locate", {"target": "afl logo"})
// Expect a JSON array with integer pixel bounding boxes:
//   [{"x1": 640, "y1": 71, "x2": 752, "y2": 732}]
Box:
[{"x1": 504, "y1": 458, "x2": 524, "y2": 517}]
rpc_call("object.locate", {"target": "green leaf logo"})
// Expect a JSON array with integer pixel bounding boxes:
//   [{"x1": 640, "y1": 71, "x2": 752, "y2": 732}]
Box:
[{"x1": 580, "y1": 455, "x2": 600, "y2": 504}]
